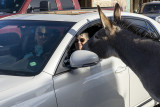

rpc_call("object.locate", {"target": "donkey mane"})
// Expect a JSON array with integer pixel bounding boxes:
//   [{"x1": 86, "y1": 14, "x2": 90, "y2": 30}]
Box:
[
  {"x1": 114, "y1": 19, "x2": 159, "y2": 41},
  {"x1": 110, "y1": 19, "x2": 160, "y2": 71}
]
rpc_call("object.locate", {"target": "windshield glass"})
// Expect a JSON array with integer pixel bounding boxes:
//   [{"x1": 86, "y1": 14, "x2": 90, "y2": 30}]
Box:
[
  {"x1": 142, "y1": 4, "x2": 160, "y2": 14},
  {"x1": 0, "y1": 20, "x2": 74, "y2": 76},
  {"x1": 0, "y1": 0, "x2": 25, "y2": 13}
]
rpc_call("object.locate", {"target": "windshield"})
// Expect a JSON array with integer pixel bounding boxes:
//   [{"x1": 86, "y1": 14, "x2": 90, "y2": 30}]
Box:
[
  {"x1": 0, "y1": 0, "x2": 25, "y2": 13},
  {"x1": 0, "y1": 20, "x2": 74, "y2": 76},
  {"x1": 142, "y1": 4, "x2": 160, "y2": 14}
]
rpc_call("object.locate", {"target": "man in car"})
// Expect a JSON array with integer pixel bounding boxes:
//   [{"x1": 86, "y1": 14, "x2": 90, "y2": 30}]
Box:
[{"x1": 24, "y1": 26, "x2": 49, "y2": 58}]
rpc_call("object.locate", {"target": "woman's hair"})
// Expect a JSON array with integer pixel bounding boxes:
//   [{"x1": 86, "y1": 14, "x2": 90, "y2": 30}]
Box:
[{"x1": 79, "y1": 32, "x2": 89, "y2": 40}]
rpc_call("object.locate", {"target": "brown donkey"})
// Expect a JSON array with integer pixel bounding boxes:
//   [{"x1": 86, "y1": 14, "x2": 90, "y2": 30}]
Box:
[{"x1": 83, "y1": 3, "x2": 160, "y2": 102}]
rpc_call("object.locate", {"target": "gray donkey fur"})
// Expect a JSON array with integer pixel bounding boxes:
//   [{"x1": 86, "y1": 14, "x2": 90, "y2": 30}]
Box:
[{"x1": 83, "y1": 3, "x2": 160, "y2": 102}]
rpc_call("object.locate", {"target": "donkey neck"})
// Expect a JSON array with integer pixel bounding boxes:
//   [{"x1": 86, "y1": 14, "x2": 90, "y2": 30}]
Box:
[{"x1": 110, "y1": 29, "x2": 160, "y2": 74}]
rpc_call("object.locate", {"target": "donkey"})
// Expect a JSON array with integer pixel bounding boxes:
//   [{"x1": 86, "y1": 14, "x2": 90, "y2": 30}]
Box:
[{"x1": 83, "y1": 3, "x2": 160, "y2": 102}]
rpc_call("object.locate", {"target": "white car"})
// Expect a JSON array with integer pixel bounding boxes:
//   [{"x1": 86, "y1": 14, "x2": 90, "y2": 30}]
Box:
[{"x1": 0, "y1": 9, "x2": 160, "y2": 107}]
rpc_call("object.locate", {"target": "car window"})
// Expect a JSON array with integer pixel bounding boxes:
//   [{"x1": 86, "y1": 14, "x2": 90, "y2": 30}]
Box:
[
  {"x1": 0, "y1": 0, "x2": 25, "y2": 13},
  {"x1": 0, "y1": 20, "x2": 74, "y2": 76},
  {"x1": 146, "y1": 22, "x2": 160, "y2": 39},
  {"x1": 142, "y1": 4, "x2": 160, "y2": 14},
  {"x1": 123, "y1": 17, "x2": 159, "y2": 40},
  {"x1": 29, "y1": 0, "x2": 57, "y2": 12},
  {"x1": 124, "y1": 18, "x2": 148, "y2": 30},
  {"x1": 60, "y1": 0, "x2": 74, "y2": 10},
  {"x1": 56, "y1": 21, "x2": 102, "y2": 74}
]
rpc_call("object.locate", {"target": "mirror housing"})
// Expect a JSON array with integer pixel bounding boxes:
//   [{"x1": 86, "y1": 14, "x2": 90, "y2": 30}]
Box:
[
  {"x1": 40, "y1": 1, "x2": 51, "y2": 11},
  {"x1": 70, "y1": 50, "x2": 99, "y2": 68}
]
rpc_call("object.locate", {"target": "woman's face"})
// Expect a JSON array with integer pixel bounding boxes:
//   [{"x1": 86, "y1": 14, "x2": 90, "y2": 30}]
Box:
[{"x1": 75, "y1": 33, "x2": 88, "y2": 50}]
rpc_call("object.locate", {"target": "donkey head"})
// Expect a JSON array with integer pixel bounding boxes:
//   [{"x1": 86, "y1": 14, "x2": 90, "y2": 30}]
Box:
[{"x1": 82, "y1": 3, "x2": 122, "y2": 58}]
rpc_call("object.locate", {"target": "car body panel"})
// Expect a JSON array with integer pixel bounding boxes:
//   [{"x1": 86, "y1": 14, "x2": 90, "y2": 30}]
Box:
[
  {"x1": 11, "y1": 91, "x2": 57, "y2": 107},
  {"x1": 0, "y1": 75, "x2": 33, "y2": 92},
  {"x1": 54, "y1": 57, "x2": 129, "y2": 107},
  {"x1": 129, "y1": 68, "x2": 151, "y2": 106},
  {"x1": 0, "y1": 72, "x2": 56, "y2": 107}
]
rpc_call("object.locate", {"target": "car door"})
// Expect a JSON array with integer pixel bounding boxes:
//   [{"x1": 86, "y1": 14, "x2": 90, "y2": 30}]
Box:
[
  {"x1": 53, "y1": 22, "x2": 130, "y2": 107},
  {"x1": 54, "y1": 58, "x2": 129, "y2": 107}
]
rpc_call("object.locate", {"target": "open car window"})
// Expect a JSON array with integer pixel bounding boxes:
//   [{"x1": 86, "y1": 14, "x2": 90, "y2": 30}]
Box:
[{"x1": 56, "y1": 21, "x2": 102, "y2": 74}]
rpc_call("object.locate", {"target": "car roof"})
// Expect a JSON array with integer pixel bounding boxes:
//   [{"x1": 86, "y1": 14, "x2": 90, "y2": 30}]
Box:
[
  {"x1": 0, "y1": 9, "x2": 154, "y2": 23},
  {"x1": 1, "y1": 13, "x2": 98, "y2": 22},
  {"x1": 0, "y1": 10, "x2": 108, "y2": 22}
]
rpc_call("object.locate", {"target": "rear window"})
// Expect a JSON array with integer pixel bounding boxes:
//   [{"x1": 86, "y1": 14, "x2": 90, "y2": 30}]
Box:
[
  {"x1": 142, "y1": 3, "x2": 160, "y2": 14},
  {"x1": 30, "y1": 0, "x2": 58, "y2": 12},
  {"x1": 0, "y1": 20, "x2": 75, "y2": 76},
  {"x1": 60, "y1": 0, "x2": 74, "y2": 10}
]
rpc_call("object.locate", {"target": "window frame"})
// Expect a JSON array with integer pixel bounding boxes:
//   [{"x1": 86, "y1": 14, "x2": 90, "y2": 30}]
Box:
[{"x1": 55, "y1": 19, "x2": 101, "y2": 75}]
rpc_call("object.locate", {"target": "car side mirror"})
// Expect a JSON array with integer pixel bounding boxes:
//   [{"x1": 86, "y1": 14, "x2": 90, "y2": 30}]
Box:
[
  {"x1": 40, "y1": 1, "x2": 51, "y2": 11},
  {"x1": 70, "y1": 50, "x2": 99, "y2": 68}
]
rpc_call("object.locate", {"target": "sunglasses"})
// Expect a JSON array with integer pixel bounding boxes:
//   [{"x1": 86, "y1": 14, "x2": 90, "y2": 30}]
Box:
[
  {"x1": 75, "y1": 38, "x2": 85, "y2": 43},
  {"x1": 37, "y1": 32, "x2": 49, "y2": 37}
]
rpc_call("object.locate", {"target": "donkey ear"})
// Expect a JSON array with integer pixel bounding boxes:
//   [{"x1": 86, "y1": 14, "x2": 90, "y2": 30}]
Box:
[
  {"x1": 114, "y1": 3, "x2": 121, "y2": 22},
  {"x1": 97, "y1": 5, "x2": 112, "y2": 32}
]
